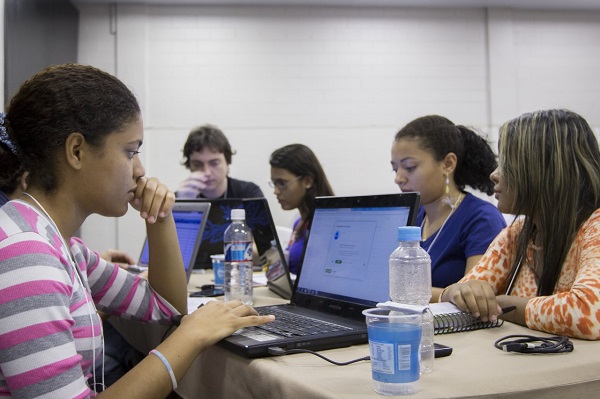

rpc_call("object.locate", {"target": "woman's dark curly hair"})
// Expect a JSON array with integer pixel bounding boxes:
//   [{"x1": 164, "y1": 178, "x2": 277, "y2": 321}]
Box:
[
  {"x1": 0, "y1": 64, "x2": 140, "y2": 193},
  {"x1": 395, "y1": 115, "x2": 497, "y2": 195}
]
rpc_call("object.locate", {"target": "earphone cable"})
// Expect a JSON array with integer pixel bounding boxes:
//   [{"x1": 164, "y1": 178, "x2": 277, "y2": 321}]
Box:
[{"x1": 267, "y1": 347, "x2": 370, "y2": 365}]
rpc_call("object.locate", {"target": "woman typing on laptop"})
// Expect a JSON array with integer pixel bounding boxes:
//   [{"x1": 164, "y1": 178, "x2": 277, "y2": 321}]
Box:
[{"x1": 0, "y1": 64, "x2": 273, "y2": 398}]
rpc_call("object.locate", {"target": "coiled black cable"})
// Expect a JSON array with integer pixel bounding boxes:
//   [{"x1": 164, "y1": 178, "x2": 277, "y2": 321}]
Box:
[{"x1": 494, "y1": 334, "x2": 573, "y2": 354}]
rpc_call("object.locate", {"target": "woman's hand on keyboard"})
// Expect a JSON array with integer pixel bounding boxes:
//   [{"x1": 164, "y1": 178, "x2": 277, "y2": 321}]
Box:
[{"x1": 179, "y1": 300, "x2": 275, "y2": 349}]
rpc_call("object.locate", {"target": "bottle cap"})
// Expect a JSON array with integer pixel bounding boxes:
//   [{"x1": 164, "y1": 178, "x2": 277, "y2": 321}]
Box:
[
  {"x1": 231, "y1": 208, "x2": 245, "y2": 220},
  {"x1": 397, "y1": 226, "x2": 421, "y2": 241}
]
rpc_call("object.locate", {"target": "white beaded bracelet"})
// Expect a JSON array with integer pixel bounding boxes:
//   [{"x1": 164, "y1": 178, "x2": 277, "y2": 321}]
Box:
[{"x1": 149, "y1": 349, "x2": 178, "y2": 391}]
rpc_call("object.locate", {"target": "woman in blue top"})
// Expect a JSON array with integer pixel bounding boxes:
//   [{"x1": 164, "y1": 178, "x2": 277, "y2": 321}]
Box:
[
  {"x1": 269, "y1": 144, "x2": 334, "y2": 275},
  {"x1": 391, "y1": 115, "x2": 506, "y2": 301}
]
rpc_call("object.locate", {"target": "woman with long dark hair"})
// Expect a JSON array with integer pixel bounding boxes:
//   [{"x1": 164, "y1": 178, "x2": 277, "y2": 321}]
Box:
[
  {"x1": 441, "y1": 109, "x2": 600, "y2": 340},
  {"x1": 269, "y1": 144, "x2": 334, "y2": 275}
]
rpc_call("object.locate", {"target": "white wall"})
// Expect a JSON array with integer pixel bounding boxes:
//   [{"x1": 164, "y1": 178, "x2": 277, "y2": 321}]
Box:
[{"x1": 76, "y1": 4, "x2": 600, "y2": 256}]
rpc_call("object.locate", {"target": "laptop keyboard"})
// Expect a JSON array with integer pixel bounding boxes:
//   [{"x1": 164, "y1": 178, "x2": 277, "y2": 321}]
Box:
[{"x1": 256, "y1": 306, "x2": 353, "y2": 337}]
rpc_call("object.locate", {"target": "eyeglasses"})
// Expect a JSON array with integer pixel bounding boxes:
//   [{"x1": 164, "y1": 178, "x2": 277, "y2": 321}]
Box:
[{"x1": 268, "y1": 175, "x2": 302, "y2": 190}]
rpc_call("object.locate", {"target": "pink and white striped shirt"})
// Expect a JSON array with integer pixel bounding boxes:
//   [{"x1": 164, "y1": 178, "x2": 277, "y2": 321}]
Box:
[{"x1": 0, "y1": 201, "x2": 178, "y2": 398}]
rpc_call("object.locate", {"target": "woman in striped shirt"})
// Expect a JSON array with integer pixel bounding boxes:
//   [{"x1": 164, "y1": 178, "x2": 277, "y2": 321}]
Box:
[{"x1": 0, "y1": 64, "x2": 273, "y2": 398}]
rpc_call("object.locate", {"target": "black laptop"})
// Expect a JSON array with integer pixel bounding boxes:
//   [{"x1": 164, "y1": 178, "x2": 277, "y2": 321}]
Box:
[
  {"x1": 219, "y1": 193, "x2": 421, "y2": 358},
  {"x1": 190, "y1": 197, "x2": 294, "y2": 300},
  {"x1": 192, "y1": 198, "x2": 274, "y2": 269}
]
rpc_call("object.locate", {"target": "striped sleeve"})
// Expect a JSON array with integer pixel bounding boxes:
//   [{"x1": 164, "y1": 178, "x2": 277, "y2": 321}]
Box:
[
  {"x1": 0, "y1": 231, "x2": 91, "y2": 399},
  {"x1": 70, "y1": 239, "x2": 179, "y2": 323}
]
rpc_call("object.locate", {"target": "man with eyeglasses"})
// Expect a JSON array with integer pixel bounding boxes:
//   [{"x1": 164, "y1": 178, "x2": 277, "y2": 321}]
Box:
[
  {"x1": 176, "y1": 124, "x2": 263, "y2": 199},
  {"x1": 177, "y1": 125, "x2": 265, "y2": 270}
]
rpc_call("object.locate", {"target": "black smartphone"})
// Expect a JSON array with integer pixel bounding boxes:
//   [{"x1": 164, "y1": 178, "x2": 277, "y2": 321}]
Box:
[
  {"x1": 190, "y1": 285, "x2": 224, "y2": 297},
  {"x1": 434, "y1": 342, "x2": 453, "y2": 358}
]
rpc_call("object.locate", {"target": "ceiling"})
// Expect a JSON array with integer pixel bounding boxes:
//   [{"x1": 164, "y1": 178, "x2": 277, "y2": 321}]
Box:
[{"x1": 70, "y1": 0, "x2": 600, "y2": 11}]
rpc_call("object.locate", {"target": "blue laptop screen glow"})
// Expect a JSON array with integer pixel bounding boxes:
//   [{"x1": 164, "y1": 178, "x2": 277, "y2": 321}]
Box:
[
  {"x1": 138, "y1": 210, "x2": 205, "y2": 271},
  {"x1": 295, "y1": 206, "x2": 411, "y2": 305}
]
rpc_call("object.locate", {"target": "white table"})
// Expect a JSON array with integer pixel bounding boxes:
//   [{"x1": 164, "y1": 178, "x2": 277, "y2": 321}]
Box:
[{"x1": 113, "y1": 272, "x2": 600, "y2": 399}]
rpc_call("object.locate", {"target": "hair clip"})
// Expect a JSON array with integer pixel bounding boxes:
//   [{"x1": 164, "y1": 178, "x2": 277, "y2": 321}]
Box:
[{"x1": 0, "y1": 112, "x2": 19, "y2": 156}]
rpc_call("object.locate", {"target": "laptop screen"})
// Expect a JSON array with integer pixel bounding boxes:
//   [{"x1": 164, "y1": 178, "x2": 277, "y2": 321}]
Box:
[
  {"x1": 138, "y1": 206, "x2": 208, "y2": 275},
  {"x1": 295, "y1": 195, "x2": 417, "y2": 307}
]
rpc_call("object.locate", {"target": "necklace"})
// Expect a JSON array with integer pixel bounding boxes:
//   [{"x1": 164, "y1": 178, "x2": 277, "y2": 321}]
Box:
[
  {"x1": 22, "y1": 192, "x2": 105, "y2": 391},
  {"x1": 421, "y1": 193, "x2": 464, "y2": 254},
  {"x1": 22, "y1": 193, "x2": 74, "y2": 262}
]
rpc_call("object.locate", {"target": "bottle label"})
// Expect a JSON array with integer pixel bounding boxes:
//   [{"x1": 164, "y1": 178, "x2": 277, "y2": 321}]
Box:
[{"x1": 225, "y1": 241, "x2": 253, "y2": 262}]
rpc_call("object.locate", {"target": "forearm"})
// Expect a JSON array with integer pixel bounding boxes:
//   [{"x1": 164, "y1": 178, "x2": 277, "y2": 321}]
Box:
[
  {"x1": 433, "y1": 256, "x2": 483, "y2": 303},
  {"x1": 526, "y1": 290, "x2": 600, "y2": 339},
  {"x1": 99, "y1": 327, "x2": 203, "y2": 398},
  {"x1": 146, "y1": 215, "x2": 187, "y2": 313},
  {"x1": 431, "y1": 287, "x2": 444, "y2": 303},
  {"x1": 99, "y1": 300, "x2": 275, "y2": 398}
]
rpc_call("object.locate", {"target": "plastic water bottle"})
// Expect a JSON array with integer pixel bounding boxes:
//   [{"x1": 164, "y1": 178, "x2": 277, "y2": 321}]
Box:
[
  {"x1": 224, "y1": 209, "x2": 253, "y2": 305},
  {"x1": 389, "y1": 226, "x2": 434, "y2": 374}
]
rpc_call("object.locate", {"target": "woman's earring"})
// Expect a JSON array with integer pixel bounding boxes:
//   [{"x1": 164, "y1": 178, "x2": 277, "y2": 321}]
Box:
[
  {"x1": 445, "y1": 174, "x2": 450, "y2": 196},
  {"x1": 441, "y1": 173, "x2": 453, "y2": 207}
]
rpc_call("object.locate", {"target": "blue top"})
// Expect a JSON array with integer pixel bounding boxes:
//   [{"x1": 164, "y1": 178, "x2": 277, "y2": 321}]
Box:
[
  {"x1": 417, "y1": 192, "x2": 506, "y2": 288},
  {"x1": 0, "y1": 191, "x2": 9, "y2": 207},
  {"x1": 287, "y1": 217, "x2": 308, "y2": 275}
]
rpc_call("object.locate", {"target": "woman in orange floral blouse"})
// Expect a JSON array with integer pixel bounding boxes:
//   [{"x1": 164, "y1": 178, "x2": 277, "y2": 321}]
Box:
[{"x1": 441, "y1": 109, "x2": 600, "y2": 340}]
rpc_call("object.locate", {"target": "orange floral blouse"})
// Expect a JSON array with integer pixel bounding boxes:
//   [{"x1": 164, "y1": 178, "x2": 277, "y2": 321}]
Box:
[{"x1": 461, "y1": 208, "x2": 600, "y2": 340}]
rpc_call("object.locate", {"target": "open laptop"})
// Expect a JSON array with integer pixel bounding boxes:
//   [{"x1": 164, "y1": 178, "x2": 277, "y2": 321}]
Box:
[
  {"x1": 191, "y1": 197, "x2": 294, "y2": 300},
  {"x1": 219, "y1": 192, "x2": 421, "y2": 358},
  {"x1": 137, "y1": 200, "x2": 211, "y2": 282}
]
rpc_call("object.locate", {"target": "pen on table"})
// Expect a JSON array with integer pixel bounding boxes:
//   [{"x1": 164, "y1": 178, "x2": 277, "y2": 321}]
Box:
[{"x1": 501, "y1": 306, "x2": 516, "y2": 314}]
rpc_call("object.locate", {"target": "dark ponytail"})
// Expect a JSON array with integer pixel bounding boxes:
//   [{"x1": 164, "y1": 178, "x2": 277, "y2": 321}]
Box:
[{"x1": 454, "y1": 125, "x2": 497, "y2": 195}]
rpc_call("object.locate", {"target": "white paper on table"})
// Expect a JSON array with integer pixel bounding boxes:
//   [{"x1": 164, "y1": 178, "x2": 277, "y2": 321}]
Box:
[{"x1": 187, "y1": 297, "x2": 217, "y2": 314}]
